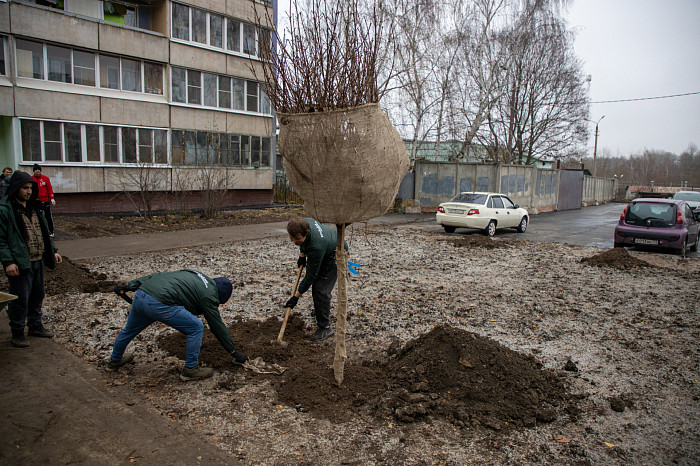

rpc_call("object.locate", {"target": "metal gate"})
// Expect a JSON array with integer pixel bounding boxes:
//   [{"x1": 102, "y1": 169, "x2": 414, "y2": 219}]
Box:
[{"x1": 557, "y1": 170, "x2": 583, "y2": 211}]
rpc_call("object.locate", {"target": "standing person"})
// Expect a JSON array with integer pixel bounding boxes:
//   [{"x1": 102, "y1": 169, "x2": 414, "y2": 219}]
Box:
[
  {"x1": 0, "y1": 171, "x2": 62, "y2": 347},
  {"x1": 107, "y1": 269, "x2": 248, "y2": 381},
  {"x1": 0, "y1": 167, "x2": 13, "y2": 198},
  {"x1": 32, "y1": 164, "x2": 55, "y2": 236},
  {"x1": 284, "y1": 217, "x2": 347, "y2": 341}
]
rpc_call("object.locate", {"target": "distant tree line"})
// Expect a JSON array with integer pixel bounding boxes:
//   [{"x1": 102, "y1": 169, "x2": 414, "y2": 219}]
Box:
[{"x1": 580, "y1": 144, "x2": 700, "y2": 188}]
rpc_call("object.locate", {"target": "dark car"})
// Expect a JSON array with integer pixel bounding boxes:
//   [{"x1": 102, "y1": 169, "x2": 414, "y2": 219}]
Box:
[{"x1": 614, "y1": 198, "x2": 700, "y2": 257}]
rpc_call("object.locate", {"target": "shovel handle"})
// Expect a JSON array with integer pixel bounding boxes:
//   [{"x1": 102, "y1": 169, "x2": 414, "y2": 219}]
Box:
[{"x1": 276, "y1": 265, "x2": 304, "y2": 343}]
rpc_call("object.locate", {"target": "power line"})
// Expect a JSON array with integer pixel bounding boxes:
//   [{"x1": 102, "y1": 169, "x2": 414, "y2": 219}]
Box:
[{"x1": 591, "y1": 91, "x2": 700, "y2": 104}]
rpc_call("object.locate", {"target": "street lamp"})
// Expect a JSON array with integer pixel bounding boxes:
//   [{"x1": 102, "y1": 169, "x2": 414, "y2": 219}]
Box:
[{"x1": 585, "y1": 115, "x2": 605, "y2": 177}]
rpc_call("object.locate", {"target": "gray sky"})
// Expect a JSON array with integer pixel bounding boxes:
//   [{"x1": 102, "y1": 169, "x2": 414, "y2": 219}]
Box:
[
  {"x1": 565, "y1": 0, "x2": 700, "y2": 157},
  {"x1": 275, "y1": 1, "x2": 700, "y2": 157}
]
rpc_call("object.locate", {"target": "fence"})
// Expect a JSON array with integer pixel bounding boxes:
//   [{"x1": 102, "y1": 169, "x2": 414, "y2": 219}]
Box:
[{"x1": 274, "y1": 173, "x2": 303, "y2": 205}]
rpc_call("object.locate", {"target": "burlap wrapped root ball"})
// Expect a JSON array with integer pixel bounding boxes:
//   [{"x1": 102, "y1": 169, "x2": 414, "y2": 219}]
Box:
[{"x1": 278, "y1": 103, "x2": 410, "y2": 224}]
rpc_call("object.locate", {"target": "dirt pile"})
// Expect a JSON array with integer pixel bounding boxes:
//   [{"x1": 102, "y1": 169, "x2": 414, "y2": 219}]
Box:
[
  {"x1": 452, "y1": 234, "x2": 503, "y2": 249},
  {"x1": 580, "y1": 247, "x2": 653, "y2": 269},
  {"x1": 0, "y1": 259, "x2": 117, "y2": 296},
  {"x1": 158, "y1": 320, "x2": 576, "y2": 430}
]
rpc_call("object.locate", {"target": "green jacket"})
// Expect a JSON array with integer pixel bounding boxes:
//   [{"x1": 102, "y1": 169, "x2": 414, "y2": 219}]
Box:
[
  {"x1": 298, "y1": 218, "x2": 347, "y2": 294},
  {"x1": 0, "y1": 171, "x2": 58, "y2": 271},
  {"x1": 126, "y1": 270, "x2": 236, "y2": 353}
]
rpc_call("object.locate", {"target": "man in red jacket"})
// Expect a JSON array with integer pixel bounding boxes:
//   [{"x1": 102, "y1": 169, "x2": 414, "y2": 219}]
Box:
[{"x1": 32, "y1": 164, "x2": 55, "y2": 237}]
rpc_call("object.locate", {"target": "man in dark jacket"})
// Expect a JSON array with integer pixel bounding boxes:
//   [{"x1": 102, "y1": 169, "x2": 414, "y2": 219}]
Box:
[
  {"x1": 0, "y1": 171, "x2": 62, "y2": 347},
  {"x1": 107, "y1": 269, "x2": 248, "y2": 381},
  {"x1": 0, "y1": 167, "x2": 13, "y2": 198},
  {"x1": 284, "y1": 217, "x2": 347, "y2": 341}
]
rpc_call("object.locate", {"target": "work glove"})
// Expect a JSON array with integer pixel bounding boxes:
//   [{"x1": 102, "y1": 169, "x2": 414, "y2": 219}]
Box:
[
  {"x1": 51, "y1": 199, "x2": 56, "y2": 206},
  {"x1": 231, "y1": 350, "x2": 248, "y2": 365},
  {"x1": 297, "y1": 256, "x2": 306, "y2": 268},
  {"x1": 113, "y1": 285, "x2": 133, "y2": 304},
  {"x1": 285, "y1": 296, "x2": 298, "y2": 309}
]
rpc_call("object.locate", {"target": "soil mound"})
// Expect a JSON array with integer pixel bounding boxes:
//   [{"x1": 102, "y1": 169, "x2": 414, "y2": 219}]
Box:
[
  {"x1": 0, "y1": 258, "x2": 117, "y2": 296},
  {"x1": 581, "y1": 247, "x2": 653, "y2": 269},
  {"x1": 159, "y1": 320, "x2": 575, "y2": 430}
]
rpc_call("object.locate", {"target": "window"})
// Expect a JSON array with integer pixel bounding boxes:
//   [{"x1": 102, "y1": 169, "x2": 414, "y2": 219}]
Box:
[
  {"x1": 104, "y1": 126, "x2": 119, "y2": 162},
  {"x1": 21, "y1": 120, "x2": 42, "y2": 162},
  {"x1": 242, "y1": 24, "x2": 256, "y2": 55},
  {"x1": 0, "y1": 36, "x2": 5, "y2": 75},
  {"x1": 210, "y1": 14, "x2": 223, "y2": 49},
  {"x1": 171, "y1": 67, "x2": 186, "y2": 103},
  {"x1": 86, "y1": 125, "x2": 100, "y2": 162},
  {"x1": 171, "y1": 129, "x2": 271, "y2": 167},
  {"x1": 246, "y1": 81, "x2": 258, "y2": 112},
  {"x1": 64, "y1": 123, "x2": 82, "y2": 162},
  {"x1": 104, "y1": 1, "x2": 152, "y2": 30},
  {"x1": 139, "y1": 129, "x2": 153, "y2": 163},
  {"x1": 196, "y1": 132, "x2": 207, "y2": 164},
  {"x1": 251, "y1": 136, "x2": 261, "y2": 167},
  {"x1": 73, "y1": 50, "x2": 96, "y2": 86},
  {"x1": 154, "y1": 130, "x2": 167, "y2": 164},
  {"x1": 502, "y1": 197, "x2": 514, "y2": 208},
  {"x1": 16, "y1": 39, "x2": 43, "y2": 79},
  {"x1": 192, "y1": 9, "x2": 207, "y2": 44},
  {"x1": 187, "y1": 70, "x2": 201, "y2": 105},
  {"x1": 172, "y1": 3, "x2": 190, "y2": 40},
  {"x1": 261, "y1": 138, "x2": 271, "y2": 167},
  {"x1": 100, "y1": 55, "x2": 120, "y2": 90},
  {"x1": 230, "y1": 135, "x2": 240, "y2": 165},
  {"x1": 203, "y1": 72, "x2": 217, "y2": 107},
  {"x1": 122, "y1": 127, "x2": 137, "y2": 163},
  {"x1": 121, "y1": 58, "x2": 141, "y2": 92},
  {"x1": 232, "y1": 78, "x2": 245, "y2": 110},
  {"x1": 47, "y1": 45, "x2": 71, "y2": 83},
  {"x1": 171, "y1": 130, "x2": 184, "y2": 164},
  {"x1": 184, "y1": 131, "x2": 196, "y2": 164},
  {"x1": 260, "y1": 88, "x2": 271, "y2": 114},
  {"x1": 144, "y1": 62, "x2": 163, "y2": 94},
  {"x1": 218, "y1": 76, "x2": 231, "y2": 108},
  {"x1": 227, "y1": 20, "x2": 240, "y2": 52},
  {"x1": 240, "y1": 135, "x2": 250, "y2": 166},
  {"x1": 493, "y1": 196, "x2": 504, "y2": 208},
  {"x1": 44, "y1": 122, "x2": 63, "y2": 161},
  {"x1": 218, "y1": 133, "x2": 230, "y2": 165}
]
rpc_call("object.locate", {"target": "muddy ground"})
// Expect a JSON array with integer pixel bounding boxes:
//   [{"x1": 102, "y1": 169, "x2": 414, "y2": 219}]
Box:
[{"x1": 10, "y1": 217, "x2": 700, "y2": 464}]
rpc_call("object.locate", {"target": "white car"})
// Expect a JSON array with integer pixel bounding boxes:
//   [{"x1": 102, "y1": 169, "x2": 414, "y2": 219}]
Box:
[
  {"x1": 436, "y1": 192, "x2": 529, "y2": 236},
  {"x1": 672, "y1": 191, "x2": 700, "y2": 214}
]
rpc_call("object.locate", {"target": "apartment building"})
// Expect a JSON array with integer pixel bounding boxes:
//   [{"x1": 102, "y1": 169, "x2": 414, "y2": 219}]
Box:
[{"x1": 0, "y1": 0, "x2": 276, "y2": 214}]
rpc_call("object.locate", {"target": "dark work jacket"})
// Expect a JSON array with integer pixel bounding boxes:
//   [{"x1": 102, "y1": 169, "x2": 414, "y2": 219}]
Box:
[
  {"x1": 297, "y1": 218, "x2": 348, "y2": 294},
  {"x1": 125, "y1": 269, "x2": 236, "y2": 354},
  {"x1": 0, "y1": 171, "x2": 58, "y2": 272}
]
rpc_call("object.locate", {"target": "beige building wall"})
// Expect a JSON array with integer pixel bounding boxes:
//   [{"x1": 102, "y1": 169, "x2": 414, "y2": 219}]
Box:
[
  {"x1": 99, "y1": 25, "x2": 169, "y2": 62},
  {"x1": 0, "y1": 3, "x2": 10, "y2": 32},
  {"x1": 101, "y1": 98, "x2": 170, "y2": 128},
  {"x1": 13, "y1": 88, "x2": 101, "y2": 122},
  {"x1": 10, "y1": 2, "x2": 99, "y2": 50}
]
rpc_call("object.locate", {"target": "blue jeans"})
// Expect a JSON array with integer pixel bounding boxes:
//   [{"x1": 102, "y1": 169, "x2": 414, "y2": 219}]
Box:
[
  {"x1": 110, "y1": 289, "x2": 204, "y2": 368},
  {"x1": 6, "y1": 259, "x2": 45, "y2": 332}
]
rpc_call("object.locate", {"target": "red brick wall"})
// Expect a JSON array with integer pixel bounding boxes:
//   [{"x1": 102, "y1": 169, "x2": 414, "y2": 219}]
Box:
[{"x1": 51, "y1": 190, "x2": 274, "y2": 215}]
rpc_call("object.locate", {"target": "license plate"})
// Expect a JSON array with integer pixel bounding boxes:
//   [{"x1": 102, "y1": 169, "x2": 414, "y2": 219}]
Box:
[
  {"x1": 634, "y1": 238, "x2": 658, "y2": 245},
  {"x1": 448, "y1": 209, "x2": 464, "y2": 214}
]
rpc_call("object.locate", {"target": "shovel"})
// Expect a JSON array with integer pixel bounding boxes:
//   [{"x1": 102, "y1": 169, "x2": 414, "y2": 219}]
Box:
[{"x1": 272, "y1": 264, "x2": 304, "y2": 348}]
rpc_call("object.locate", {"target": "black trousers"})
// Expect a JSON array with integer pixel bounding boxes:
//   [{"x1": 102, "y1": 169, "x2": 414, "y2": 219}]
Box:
[
  {"x1": 311, "y1": 258, "x2": 337, "y2": 329},
  {"x1": 6, "y1": 260, "x2": 46, "y2": 332},
  {"x1": 39, "y1": 201, "x2": 54, "y2": 234}
]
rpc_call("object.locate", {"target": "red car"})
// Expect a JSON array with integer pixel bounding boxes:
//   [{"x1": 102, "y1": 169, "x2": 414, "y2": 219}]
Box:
[{"x1": 614, "y1": 198, "x2": 700, "y2": 257}]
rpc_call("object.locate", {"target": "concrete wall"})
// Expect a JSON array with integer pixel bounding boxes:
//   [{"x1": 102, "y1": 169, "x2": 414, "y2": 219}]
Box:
[
  {"x1": 11, "y1": 2, "x2": 99, "y2": 49},
  {"x1": 583, "y1": 176, "x2": 618, "y2": 206},
  {"x1": 413, "y1": 160, "x2": 615, "y2": 213}
]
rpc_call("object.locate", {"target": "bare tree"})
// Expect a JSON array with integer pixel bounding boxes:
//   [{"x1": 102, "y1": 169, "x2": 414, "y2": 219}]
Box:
[{"x1": 114, "y1": 162, "x2": 168, "y2": 218}]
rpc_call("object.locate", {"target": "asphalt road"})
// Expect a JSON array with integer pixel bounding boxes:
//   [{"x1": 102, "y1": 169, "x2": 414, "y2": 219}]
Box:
[{"x1": 419, "y1": 202, "x2": 700, "y2": 259}]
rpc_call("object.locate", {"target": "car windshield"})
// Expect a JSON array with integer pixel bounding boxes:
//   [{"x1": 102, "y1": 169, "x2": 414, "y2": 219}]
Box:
[
  {"x1": 673, "y1": 192, "x2": 700, "y2": 202},
  {"x1": 626, "y1": 202, "x2": 676, "y2": 227},
  {"x1": 450, "y1": 193, "x2": 487, "y2": 204}
]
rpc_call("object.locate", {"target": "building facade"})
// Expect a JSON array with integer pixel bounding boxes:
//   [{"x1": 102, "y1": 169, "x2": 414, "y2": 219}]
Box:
[{"x1": 0, "y1": 0, "x2": 276, "y2": 214}]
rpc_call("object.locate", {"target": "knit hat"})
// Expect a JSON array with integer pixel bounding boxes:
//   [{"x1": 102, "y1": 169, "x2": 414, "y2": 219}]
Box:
[
  {"x1": 33, "y1": 164, "x2": 41, "y2": 172},
  {"x1": 213, "y1": 277, "x2": 233, "y2": 304}
]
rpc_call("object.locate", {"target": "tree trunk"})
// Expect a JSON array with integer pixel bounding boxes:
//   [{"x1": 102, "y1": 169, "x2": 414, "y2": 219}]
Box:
[{"x1": 333, "y1": 223, "x2": 348, "y2": 385}]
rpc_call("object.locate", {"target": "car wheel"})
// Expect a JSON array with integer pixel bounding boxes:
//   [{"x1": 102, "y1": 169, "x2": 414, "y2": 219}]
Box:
[
  {"x1": 691, "y1": 237, "x2": 699, "y2": 252},
  {"x1": 443, "y1": 225, "x2": 456, "y2": 233},
  {"x1": 516, "y1": 217, "x2": 528, "y2": 233},
  {"x1": 484, "y1": 220, "x2": 496, "y2": 237}
]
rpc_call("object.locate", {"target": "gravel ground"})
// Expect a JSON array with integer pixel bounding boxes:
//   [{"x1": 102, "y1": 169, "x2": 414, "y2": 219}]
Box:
[{"x1": 40, "y1": 222, "x2": 699, "y2": 465}]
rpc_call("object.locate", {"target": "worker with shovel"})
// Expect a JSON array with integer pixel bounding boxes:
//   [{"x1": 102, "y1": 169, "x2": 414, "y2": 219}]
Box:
[
  {"x1": 106, "y1": 269, "x2": 248, "y2": 381},
  {"x1": 285, "y1": 218, "x2": 347, "y2": 341}
]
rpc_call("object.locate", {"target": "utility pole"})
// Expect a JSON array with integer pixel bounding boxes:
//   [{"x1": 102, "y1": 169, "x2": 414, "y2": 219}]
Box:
[{"x1": 592, "y1": 115, "x2": 605, "y2": 177}]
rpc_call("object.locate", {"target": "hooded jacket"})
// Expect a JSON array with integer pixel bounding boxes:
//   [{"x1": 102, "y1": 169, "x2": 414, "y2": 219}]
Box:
[{"x1": 0, "y1": 171, "x2": 58, "y2": 271}]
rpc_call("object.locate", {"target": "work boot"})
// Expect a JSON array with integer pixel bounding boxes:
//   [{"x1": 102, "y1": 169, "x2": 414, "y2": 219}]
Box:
[
  {"x1": 28, "y1": 325, "x2": 54, "y2": 338},
  {"x1": 11, "y1": 329, "x2": 29, "y2": 348},
  {"x1": 311, "y1": 326, "x2": 334, "y2": 342},
  {"x1": 106, "y1": 353, "x2": 134, "y2": 371},
  {"x1": 179, "y1": 366, "x2": 214, "y2": 382}
]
